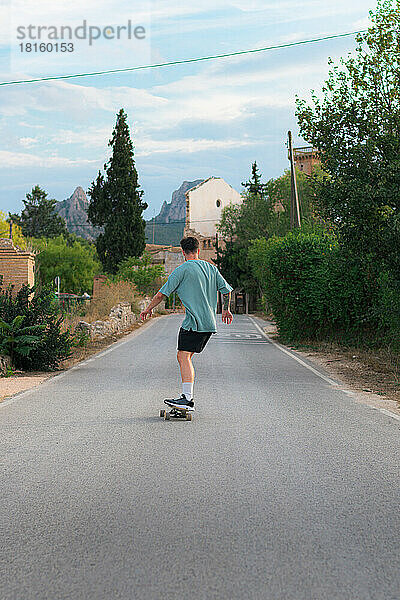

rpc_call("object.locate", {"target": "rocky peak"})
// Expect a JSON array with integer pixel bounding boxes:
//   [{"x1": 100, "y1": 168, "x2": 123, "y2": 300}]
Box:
[{"x1": 55, "y1": 187, "x2": 101, "y2": 241}]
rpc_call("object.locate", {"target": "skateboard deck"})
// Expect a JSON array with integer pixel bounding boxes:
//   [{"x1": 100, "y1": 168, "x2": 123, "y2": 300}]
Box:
[{"x1": 160, "y1": 405, "x2": 193, "y2": 421}]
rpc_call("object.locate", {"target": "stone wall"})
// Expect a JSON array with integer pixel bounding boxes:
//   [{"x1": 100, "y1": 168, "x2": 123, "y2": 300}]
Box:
[{"x1": 74, "y1": 299, "x2": 163, "y2": 340}]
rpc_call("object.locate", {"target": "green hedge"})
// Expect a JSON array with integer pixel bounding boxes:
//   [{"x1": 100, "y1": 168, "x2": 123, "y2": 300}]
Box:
[{"x1": 248, "y1": 232, "x2": 400, "y2": 349}]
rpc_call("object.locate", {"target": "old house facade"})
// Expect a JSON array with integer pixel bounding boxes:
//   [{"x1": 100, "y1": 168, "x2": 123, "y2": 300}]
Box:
[{"x1": 183, "y1": 177, "x2": 242, "y2": 263}]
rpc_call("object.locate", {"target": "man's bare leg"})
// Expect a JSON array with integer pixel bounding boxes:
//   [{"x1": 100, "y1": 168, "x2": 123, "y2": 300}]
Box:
[
  {"x1": 177, "y1": 350, "x2": 195, "y2": 382},
  {"x1": 177, "y1": 350, "x2": 195, "y2": 401}
]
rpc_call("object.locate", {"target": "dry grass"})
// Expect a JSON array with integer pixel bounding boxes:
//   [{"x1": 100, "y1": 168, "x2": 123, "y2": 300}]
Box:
[
  {"x1": 86, "y1": 280, "x2": 140, "y2": 321},
  {"x1": 285, "y1": 339, "x2": 400, "y2": 390},
  {"x1": 63, "y1": 280, "x2": 141, "y2": 332}
]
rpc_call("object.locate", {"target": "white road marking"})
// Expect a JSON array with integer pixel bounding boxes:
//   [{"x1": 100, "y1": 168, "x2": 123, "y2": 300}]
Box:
[
  {"x1": 215, "y1": 342, "x2": 269, "y2": 345},
  {"x1": 248, "y1": 316, "x2": 338, "y2": 386},
  {"x1": 248, "y1": 316, "x2": 400, "y2": 423},
  {"x1": 378, "y1": 408, "x2": 400, "y2": 422}
]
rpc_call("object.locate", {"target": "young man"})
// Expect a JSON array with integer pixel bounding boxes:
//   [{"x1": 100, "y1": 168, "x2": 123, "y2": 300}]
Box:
[{"x1": 140, "y1": 236, "x2": 233, "y2": 410}]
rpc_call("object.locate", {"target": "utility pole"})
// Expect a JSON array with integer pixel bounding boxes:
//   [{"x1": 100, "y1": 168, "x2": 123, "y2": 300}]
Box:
[
  {"x1": 288, "y1": 131, "x2": 301, "y2": 229},
  {"x1": 9, "y1": 221, "x2": 12, "y2": 240},
  {"x1": 152, "y1": 210, "x2": 155, "y2": 245}
]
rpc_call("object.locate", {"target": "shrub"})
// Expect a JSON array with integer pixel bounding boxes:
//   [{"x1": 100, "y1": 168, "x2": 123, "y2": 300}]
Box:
[
  {"x1": 0, "y1": 315, "x2": 44, "y2": 365},
  {"x1": 114, "y1": 253, "x2": 165, "y2": 295},
  {"x1": 83, "y1": 280, "x2": 140, "y2": 323},
  {"x1": 248, "y1": 231, "x2": 398, "y2": 348},
  {"x1": 248, "y1": 232, "x2": 336, "y2": 340},
  {"x1": 0, "y1": 285, "x2": 72, "y2": 370},
  {"x1": 373, "y1": 271, "x2": 400, "y2": 351}
]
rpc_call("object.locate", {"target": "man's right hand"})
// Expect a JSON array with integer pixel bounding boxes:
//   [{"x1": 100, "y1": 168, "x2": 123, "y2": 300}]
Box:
[
  {"x1": 222, "y1": 310, "x2": 233, "y2": 324},
  {"x1": 140, "y1": 308, "x2": 153, "y2": 321}
]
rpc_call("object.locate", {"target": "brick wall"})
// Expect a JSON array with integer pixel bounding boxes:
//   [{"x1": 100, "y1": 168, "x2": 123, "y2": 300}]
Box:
[{"x1": 0, "y1": 238, "x2": 35, "y2": 294}]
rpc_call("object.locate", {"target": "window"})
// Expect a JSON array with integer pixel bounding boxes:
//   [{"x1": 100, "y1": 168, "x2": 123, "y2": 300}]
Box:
[{"x1": 216, "y1": 199, "x2": 221, "y2": 208}]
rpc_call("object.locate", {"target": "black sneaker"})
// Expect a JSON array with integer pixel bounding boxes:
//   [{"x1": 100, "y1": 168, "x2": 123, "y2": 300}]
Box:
[{"x1": 164, "y1": 394, "x2": 194, "y2": 410}]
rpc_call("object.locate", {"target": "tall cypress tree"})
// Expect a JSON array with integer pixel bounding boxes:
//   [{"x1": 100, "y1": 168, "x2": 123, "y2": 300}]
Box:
[
  {"x1": 87, "y1": 109, "x2": 147, "y2": 273},
  {"x1": 241, "y1": 161, "x2": 268, "y2": 200}
]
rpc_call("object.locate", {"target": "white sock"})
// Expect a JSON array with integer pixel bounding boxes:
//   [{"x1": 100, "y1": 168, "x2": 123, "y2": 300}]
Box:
[{"x1": 182, "y1": 382, "x2": 193, "y2": 401}]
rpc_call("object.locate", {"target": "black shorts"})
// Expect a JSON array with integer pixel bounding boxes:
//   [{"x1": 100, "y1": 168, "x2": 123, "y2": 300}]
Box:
[{"x1": 177, "y1": 328, "x2": 213, "y2": 353}]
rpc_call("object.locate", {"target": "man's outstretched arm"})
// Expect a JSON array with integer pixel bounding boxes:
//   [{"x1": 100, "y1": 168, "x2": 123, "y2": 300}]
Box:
[
  {"x1": 221, "y1": 292, "x2": 233, "y2": 324},
  {"x1": 140, "y1": 291, "x2": 166, "y2": 321}
]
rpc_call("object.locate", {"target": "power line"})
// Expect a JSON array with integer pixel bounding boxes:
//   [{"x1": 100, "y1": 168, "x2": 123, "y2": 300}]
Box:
[
  {"x1": 64, "y1": 218, "x2": 221, "y2": 227},
  {"x1": 0, "y1": 30, "x2": 367, "y2": 87}
]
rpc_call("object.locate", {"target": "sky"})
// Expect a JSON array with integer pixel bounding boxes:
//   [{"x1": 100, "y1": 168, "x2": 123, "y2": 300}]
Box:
[{"x1": 0, "y1": 0, "x2": 376, "y2": 219}]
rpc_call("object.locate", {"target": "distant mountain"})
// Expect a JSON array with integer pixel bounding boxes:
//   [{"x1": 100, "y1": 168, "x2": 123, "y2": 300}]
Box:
[
  {"x1": 145, "y1": 180, "x2": 203, "y2": 245},
  {"x1": 55, "y1": 186, "x2": 101, "y2": 241},
  {"x1": 57, "y1": 180, "x2": 203, "y2": 245}
]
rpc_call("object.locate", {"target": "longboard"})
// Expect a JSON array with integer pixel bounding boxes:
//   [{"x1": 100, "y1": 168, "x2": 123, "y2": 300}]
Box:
[{"x1": 159, "y1": 406, "x2": 193, "y2": 421}]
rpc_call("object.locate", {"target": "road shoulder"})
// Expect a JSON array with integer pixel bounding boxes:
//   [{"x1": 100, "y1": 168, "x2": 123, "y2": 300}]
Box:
[{"x1": 253, "y1": 314, "x2": 400, "y2": 418}]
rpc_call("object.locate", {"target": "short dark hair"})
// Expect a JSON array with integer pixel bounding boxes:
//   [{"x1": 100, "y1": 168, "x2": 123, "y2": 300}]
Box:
[{"x1": 180, "y1": 237, "x2": 199, "y2": 254}]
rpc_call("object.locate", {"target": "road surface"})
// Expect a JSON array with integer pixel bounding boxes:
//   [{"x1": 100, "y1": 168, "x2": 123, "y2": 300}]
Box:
[{"x1": 1, "y1": 314, "x2": 399, "y2": 599}]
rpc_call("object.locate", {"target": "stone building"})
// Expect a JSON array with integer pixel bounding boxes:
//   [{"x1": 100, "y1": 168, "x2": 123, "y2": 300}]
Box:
[
  {"x1": 293, "y1": 146, "x2": 320, "y2": 175},
  {"x1": 183, "y1": 177, "x2": 242, "y2": 263},
  {"x1": 0, "y1": 238, "x2": 35, "y2": 294},
  {"x1": 145, "y1": 244, "x2": 184, "y2": 275},
  {"x1": 92, "y1": 245, "x2": 184, "y2": 299}
]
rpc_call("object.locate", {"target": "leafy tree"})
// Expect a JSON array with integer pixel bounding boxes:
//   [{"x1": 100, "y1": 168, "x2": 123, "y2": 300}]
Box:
[
  {"x1": 0, "y1": 315, "x2": 44, "y2": 365},
  {"x1": 115, "y1": 253, "x2": 165, "y2": 295},
  {"x1": 87, "y1": 108, "x2": 148, "y2": 273},
  {"x1": 216, "y1": 240, "x2": 259, "y2": 295},
  {"x1": 295, "y1": 0, "x2": 400, "y2": 274},
  {"x1": 217, "y1": 164, "x2": 320, "y2": 292},
  {"x1": 218, "y1": 167, "x2": 319, "y2": 245},
  {"x1": 32, "y1": 236, "x2": 100, "y2": 295},
  {"x1": 10, "y1": 185, "x2": 68, "y2": 239},
  {"x1": 0, "y1": 211, "x2": 27, "y2": 249}
]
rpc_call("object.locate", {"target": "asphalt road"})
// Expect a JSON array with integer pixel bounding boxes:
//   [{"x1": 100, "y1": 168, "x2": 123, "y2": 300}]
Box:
[{"x1": 1, "y1": 314, "x2": 400, "y2": 600}]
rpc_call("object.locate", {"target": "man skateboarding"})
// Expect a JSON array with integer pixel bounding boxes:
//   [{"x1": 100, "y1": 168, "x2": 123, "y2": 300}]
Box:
[{"x1": 140, "y1": 236, "x2": 233, "y2": 410}]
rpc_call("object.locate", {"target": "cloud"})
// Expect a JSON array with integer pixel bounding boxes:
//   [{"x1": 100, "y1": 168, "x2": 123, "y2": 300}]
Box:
[
  {"x1": 19, "y1": 121, "x2": 45, "y2": 129},
  {"x1": 136, "y1": 137, "x2": 254, "y2": 157},
  {"x1": 19, "y1": 137, "x2": 38, "y2": 148},
  {"x1": 353, "y1": 16, "x2": 371, "y2": 29},
  {"x1": 33, "y1": 80, "x2": 167, "y2": 114},
  {"x1": 0, "y1": 150, "x2": 97, "y2": 168}
]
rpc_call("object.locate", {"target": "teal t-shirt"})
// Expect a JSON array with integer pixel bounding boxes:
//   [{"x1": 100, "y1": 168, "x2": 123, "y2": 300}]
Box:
[{"x1": 159, "y1": 260, "x2": 233, "y2": 332}]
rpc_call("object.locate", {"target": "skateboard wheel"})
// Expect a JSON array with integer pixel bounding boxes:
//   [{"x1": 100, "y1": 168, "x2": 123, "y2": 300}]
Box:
[
  {"x1": 185, "y1": 412, "x2": 192, "y2": 421},
  {"x1": 164, "y1": 411, "x2": 171, "y2": 421},
  {"x1": 160, "y1": 409, "x2": 165, "y2": 417}
]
